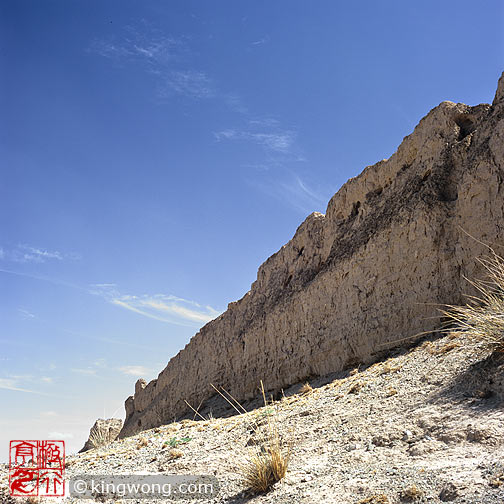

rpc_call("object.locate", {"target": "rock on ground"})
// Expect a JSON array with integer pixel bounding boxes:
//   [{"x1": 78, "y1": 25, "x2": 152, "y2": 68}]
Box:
[{"x1": 79, "y1": 418, "x2": 123, "y2": 452}]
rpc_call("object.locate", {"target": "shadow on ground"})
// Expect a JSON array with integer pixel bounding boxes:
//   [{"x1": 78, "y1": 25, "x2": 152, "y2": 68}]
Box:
[{"x1": 429, "y1": 351, "x2": 504, "y2": 411}]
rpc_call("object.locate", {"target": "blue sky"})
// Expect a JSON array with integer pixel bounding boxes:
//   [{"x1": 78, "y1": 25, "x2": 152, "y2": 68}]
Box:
[{"x1": 1, "y1": 0, "x2": 503, "y2": 456}]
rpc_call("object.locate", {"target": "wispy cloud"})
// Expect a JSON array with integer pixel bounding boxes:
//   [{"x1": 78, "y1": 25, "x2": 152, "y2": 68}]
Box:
[
  {"x1": 248, "y1": 118, "x2": 280, "y2": 128},
  {"x1": 0, "y1": 378, "x2": 49, "y2": 395},
  {"x1": 112, "y1": 295, "x2": 220, "y2": 325},
  {"x1": 0, "y1": 378, "x2": 31, "y2": 393},
  {"x1": 224, "y1": 94, "x2": 248, "y2": 114},
  {"x1": 91, "y1": 23, "x2": 323, "y2": 216},
  {"x1": 248, "y1": 172, "x2": 331, "y2": 215},
  {"x1": 0, "y1": 244, "x2": 79, "y2": 264},
  {"x1": 251, "y1": 36, "x2": 269, "y2": 46},
  {"x1": 5, "y1": 245, "x2": 61, "y2": 263},
  {"x1": 94, "y1": 358, "x2": 107, "y2": 368},
  {"x1": 158, "y1": 70, "x2": 215, "y2": 99},
  {"x1": 118, "y1": 365, "x2": 151, "y2": 377},
  {"x1": 18, "y1": 308, "x2": 35, "y2": 319},
  {"x1": 214, "y1": 128, "x2": 296, "y2": 154},
  {"x1": 290, "y1": 176, "x2": 329, "y2": 207},
  {"x1": 18, "y1": 245, "x2": 62, "y2": 263},
  {"x1": 90, "y1": 284, "x2": 220, "y2": 327},
  {"x1": 90, "y1": 25, "x2": 183, "y2": 66},
  {"x1": 71, "y1": 368, "x2": 97, "y2": 376},
  {"x1": 0, "y1": 268, "x2": 82, "y2": 291},
  {"x1": 214, "y1": 116, "x2": 322, "y2": 213},
  {"x1": 41, "y1": 411, "x2": 58, "y2": 418},
  {"x1": 90, "y1": 25, "x2": 215, "y2": 101}
]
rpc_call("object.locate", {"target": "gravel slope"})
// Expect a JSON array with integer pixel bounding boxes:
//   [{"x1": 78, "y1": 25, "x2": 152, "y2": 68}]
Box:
[{"x1": 2, "y1": 332, "x2": 504, "y2": 504}]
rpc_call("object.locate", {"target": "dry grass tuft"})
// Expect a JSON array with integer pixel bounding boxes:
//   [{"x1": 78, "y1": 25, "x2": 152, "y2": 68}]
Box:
[
  {"x1": 210, "y1": 382, "x2": 291, "y2": 494},
  {"x1": 423, "y1": 341, "x2": 436, "y2": 354},
  {"x1": 299, "y1": 382, "x2": 313, "y2": 395},
  {"x1": 380, "y1": 361, "x2": 402, "y2": 374},
  {"x1": 441, "y1": 250, "x2": 504, "y2": 354},
  {"x1": 239, "y1": 430, "x2": 291, "y2": 494},
  {"x1": 356, "y1": 495, "x2": 390, "y2": 504},
  {"x1": 349, "y1": 381, "x2": 363, "y2": 394},
  {"x1": 169, "y1": 448, "x2": 184, "y2": 459},
  {"x1": 400, "y1": 484, "x2": 423, "y2": 501},
  {"x1": 329, "y1": 378, "x2": 344, "y2": 389},
  {"x1": 436, "y1": 341, "x2": 460, "y2": 354},
  {"x1": 489, "y1": 472, "x2": 504, "y2": 487},
  {"x1": 88, "y1": 429, "x2": 111, "y2": 449}
]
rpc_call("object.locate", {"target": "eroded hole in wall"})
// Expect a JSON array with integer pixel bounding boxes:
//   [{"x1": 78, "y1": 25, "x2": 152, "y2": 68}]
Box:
[
  {"x1": 439, "y1": 179, "x2": 458, "y2": 202},
  {"x1": 365, "y1": 187, "x2": 383, "y2": 199},
  {"x1": 350, "y1": 201, "x2": 361, "y2": 218},
  {"x1": 454, "y1": 114, "x2": 475, "y2": 141}
]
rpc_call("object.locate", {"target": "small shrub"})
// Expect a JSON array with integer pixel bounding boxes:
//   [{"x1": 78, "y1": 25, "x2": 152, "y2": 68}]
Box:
[
  {"x1": 357, "y1": 495, "x2": 390, "y2": 504},
  {"x1": 260, "y1": 407, "x2": 274, "y2": 417},
  {"x1": 441, "y1": 251, "x2": 504, "y2": 354},
  {"x1": 169, "y1": 448, "x2": 184, "y2": 459},
  {"x1": 164, "y1": 436, "x2": 191, "y2": 448}
]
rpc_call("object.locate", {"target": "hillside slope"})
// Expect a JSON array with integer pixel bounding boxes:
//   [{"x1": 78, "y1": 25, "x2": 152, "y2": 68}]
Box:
[{"x1": 3, "y1": 332, "x2": 503, "y2": 503}]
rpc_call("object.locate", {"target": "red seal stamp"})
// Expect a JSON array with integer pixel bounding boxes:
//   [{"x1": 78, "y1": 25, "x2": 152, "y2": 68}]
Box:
[{"x1": 9, "y1": 440, "x2": 65, "y2": 497}]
